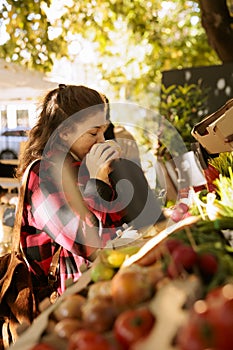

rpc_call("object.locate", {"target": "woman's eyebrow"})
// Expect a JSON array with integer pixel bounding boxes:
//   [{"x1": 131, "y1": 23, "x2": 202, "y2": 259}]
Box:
[{"x1": 90, "y1": 122, "x2": 110, "y2": 130}]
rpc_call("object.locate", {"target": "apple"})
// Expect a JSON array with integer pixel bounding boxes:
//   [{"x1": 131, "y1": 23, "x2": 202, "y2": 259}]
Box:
[
  {"x1": 111, "y1": 266, "x2": 155, "y2": 308},
  {"x1": 81, "y1": 297, "x2": 118, "y2": 333},
  {"x1": 54, "y1": 318, "x2": 83, "y2": 339},
  {"x1": 53, "y1": 294, "x2": 86, "y2": 321}
]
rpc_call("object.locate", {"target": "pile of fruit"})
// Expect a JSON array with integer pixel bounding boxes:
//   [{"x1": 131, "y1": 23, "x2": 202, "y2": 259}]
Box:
[{"x1": 24, "y1": 216, "x2": 233, "y2": 350}]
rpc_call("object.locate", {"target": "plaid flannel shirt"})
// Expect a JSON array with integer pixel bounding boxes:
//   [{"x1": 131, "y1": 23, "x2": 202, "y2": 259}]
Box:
[{"x1": 20, "y1": 153, "x2": 125, "y2": 293}]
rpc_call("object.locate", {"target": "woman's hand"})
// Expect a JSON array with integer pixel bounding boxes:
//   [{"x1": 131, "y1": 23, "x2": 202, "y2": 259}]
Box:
[{"x1": 86, "y1": 142, "x2": 120, "y2": 184}]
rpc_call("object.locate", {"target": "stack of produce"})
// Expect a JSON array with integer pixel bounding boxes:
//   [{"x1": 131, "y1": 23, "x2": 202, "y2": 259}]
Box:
[
  {"x1": 10, "y1": 153, "x2": 233, "y2": 350},
  {"x1": 11, "y1": 213, "x2": 233, "y2": 350}
]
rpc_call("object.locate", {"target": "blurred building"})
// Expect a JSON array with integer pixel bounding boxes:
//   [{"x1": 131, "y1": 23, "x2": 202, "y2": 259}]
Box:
[{"x1": 0, "y1": 59, "x2": 57, "y2": 129}]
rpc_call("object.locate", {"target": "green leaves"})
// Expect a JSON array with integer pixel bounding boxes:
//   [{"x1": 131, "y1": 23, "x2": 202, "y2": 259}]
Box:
[
  {"x1": 158, "y1": 82, "x2": 209, "y2": 155},
  {"x1": 0, "y1": 0, "x2": 221, "y2": 103}
]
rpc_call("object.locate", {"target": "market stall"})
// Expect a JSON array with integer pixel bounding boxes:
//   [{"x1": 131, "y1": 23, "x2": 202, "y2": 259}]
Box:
[
  {"x1": 6, "y1": 100, "x2": 233, "y2": 350},
  {"x1": 8, "y1": 211, "x2": 233, "y2": 350}
]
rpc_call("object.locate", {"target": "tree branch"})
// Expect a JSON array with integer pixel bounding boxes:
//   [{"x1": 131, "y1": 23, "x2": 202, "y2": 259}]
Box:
[{"x1": 198, "y1": 0, "x2": 233, "y2": 62}]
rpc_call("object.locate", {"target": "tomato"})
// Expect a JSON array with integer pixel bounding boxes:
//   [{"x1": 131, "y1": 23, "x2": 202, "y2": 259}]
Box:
[
  {"x1": 164, "y1": 238, "x2": 182, "y2": 254},
  {"x1": 177, "y1": 284, "x2": 233, "y2": 350},
  {"x1": 197, "y1": 252, "x2": 218, "y2": 277},
  {"x1": 172, "y1": 245, "x2": 197, "y2": 270},
  {"x1": 167, "y1": 244, "x2": 197, "y2": 278},
  {"x1": 204, "y1": 284, "x2": 233, "y2": 350},
  {"x1": 114, "y1": 307, "x2": 155, "y2": 349},
  {"x1": 68, "y1": 329, "x2": 115, "y2": 350},
  {"x1": 177, "y1": 315, "x2": 211, "y2": 350}
]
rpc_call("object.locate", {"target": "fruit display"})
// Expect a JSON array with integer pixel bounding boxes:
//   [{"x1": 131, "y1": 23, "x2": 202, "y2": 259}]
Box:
[
  {"x1": 9, "y1": 213, "x2": 233, "y2": 350},
  {"x1": 9, "y1": 160, "x2": 233, "y2": 350}
]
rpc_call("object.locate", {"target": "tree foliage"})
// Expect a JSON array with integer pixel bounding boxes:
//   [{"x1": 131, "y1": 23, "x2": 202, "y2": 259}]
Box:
[{"x1": 0, "y1": 0, "x2": 229, "y2": 104}]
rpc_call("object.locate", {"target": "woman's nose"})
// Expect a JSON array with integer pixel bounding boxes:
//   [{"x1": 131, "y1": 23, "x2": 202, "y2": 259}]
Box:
[{"x1": 97, "y1": 132, "x2": 105, "y2": 143}]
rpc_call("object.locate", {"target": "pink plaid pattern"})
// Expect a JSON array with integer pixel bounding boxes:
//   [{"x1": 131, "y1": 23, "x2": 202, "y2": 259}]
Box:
[{"x1": 21, "y1": 153, "x2": 125, "y2": 294}]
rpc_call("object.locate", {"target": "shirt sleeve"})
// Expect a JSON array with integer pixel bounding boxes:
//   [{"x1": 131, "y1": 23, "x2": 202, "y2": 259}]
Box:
[
  {"x1": 84, "y1": 178, "x2": 115, "y2": 202},
  {"x1": 83, "y1": 178, "x2": 126, "y2": 231}
]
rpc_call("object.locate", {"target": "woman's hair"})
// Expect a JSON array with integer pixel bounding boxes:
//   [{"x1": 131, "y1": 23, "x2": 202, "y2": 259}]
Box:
[{"x1": 16, "y1": 84, "x2": 106, "y2": 179}]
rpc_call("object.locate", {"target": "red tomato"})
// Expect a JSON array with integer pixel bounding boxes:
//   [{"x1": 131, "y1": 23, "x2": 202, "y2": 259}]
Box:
[
  {"x1": 177, "y1": 315, "x2": 210, "y2": 350},
  {"x1": 167, "y1": 244, "x2": 197, "y2": 278},
  {"x1": 172, "y1": 245, "x2": 197, "y2": 270},
  {"x1": 177, "y1": 284, "x2": 233, "y2": 350},
  {"x1": 164, "y1": 238, "x2": 182, "y2": 254},
  {"x1": 114, "y1": 307, "x2": 155, "y2": 349},
  {"x1": 204, "y1": 285, "x2": 233, "y2": 350},
  {"x1": 197, "y1": 252, "x2": 218, "y2": 276},
  {"x1": 68, "y1": 329, "x2": 115, "y2": 350}
]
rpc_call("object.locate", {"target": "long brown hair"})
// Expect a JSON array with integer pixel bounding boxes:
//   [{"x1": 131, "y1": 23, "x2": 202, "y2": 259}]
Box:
[{"x1": 16, "y1": 84, "x2": 106, "y2": 179}]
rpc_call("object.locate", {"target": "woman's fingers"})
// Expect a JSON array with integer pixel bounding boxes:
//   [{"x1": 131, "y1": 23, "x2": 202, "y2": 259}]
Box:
[
  {"x1": 85, "y1": 142, "x2": 120, "y2": 182},
  {"x1": 90, "y1": 142, "x2": 120, "y2": 162}
]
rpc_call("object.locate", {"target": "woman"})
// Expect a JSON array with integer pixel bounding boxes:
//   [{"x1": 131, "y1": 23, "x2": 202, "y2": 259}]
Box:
[{"x1": 16, "y1": 84, "x2": 125, "y2": 300}]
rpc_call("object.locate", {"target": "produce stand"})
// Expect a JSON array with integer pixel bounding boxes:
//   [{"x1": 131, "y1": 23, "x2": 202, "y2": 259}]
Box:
[
  {"x1": 8, "y1": 267, "x2": 93, "y2": 350},
  {"x1": 8, "y1": 213, "x2": 233, "y2": 350}
]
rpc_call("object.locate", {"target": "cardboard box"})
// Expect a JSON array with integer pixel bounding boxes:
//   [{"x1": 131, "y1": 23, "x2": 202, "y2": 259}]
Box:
[{"x1": 191, "y1": 98, "x2": 233, "y2": 154}]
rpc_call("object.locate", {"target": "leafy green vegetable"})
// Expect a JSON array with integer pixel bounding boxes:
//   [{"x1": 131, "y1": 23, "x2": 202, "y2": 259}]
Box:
[{"x1": 209, "y1": 152, "x2": 233, "y2": 177}]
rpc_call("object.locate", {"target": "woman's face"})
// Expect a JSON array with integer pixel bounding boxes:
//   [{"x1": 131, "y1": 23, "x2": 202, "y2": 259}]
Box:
[{"x1": 60, "y1": 110, "x2": 109, "y2": 160}]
